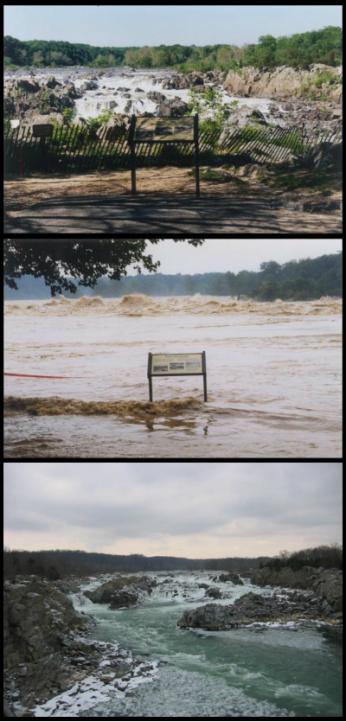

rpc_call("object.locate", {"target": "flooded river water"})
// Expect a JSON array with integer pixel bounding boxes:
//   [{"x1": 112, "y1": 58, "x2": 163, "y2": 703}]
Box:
[{"x1": 4, "y1": 294, "x2": 342, "y2": 458}]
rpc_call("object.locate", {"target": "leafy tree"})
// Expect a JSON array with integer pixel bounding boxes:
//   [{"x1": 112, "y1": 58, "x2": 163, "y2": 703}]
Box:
[
  {"x1": 5, "y1": 251, "x2": 341, "y2": 302},
  {"x1": 4, "y1": 239, "x2": 203, "y2": 296},
  {"x1": 4, "y1": 27, "x2": 342, "y2": 71}
]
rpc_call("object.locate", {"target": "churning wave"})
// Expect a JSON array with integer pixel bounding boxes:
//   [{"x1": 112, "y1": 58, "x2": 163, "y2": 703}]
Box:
[{"x1": 4, "y1": 294, "x2": 342, "y2": 317}]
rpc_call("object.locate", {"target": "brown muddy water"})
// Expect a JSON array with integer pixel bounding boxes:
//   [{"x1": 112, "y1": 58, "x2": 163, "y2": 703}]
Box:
[{"x1": 4, "y1": 295, "x2": 342, "y2": 458}]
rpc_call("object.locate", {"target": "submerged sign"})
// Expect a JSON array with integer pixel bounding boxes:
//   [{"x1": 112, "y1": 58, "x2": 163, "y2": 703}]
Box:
[{"x1": 147, "y1": 352, "x2": 207, "y2": 401}]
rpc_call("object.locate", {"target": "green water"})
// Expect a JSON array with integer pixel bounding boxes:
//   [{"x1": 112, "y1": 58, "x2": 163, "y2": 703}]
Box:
[{"x1": 76, "y1": 577, "x2": 342, "y2": 718}]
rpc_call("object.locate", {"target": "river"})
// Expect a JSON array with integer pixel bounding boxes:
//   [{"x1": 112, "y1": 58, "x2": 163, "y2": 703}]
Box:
[
  {"x1": 5, "y1": 65, "x2": 282, "y2": 121},
  {"x1": 4, "y1": 294, "x2": 342, "y2": 458},
  {"x1": 36, "y1": 572, "x2": 342, "y2": 718}
]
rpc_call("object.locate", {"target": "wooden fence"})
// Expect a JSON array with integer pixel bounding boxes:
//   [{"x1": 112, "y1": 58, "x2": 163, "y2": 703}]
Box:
[{"x1": 4, "y1": 119, "x2": 342, "y2": 177}]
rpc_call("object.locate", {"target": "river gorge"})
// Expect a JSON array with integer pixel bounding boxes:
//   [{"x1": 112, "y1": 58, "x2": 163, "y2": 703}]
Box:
[{"x1": 4, "y1": 570, "x2": 342, "y2": 718}]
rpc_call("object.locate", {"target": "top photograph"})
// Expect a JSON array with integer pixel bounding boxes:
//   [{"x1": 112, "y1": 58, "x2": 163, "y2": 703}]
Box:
[{"x1": 3, "y1": 3, "x2": 343, "y2": 236}]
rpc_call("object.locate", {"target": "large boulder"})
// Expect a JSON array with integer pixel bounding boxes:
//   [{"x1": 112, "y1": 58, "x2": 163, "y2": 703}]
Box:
[
  {"x1": 312, "y1": 569, "x2": 342, "y2": 612},
  {"x1": 109, "y1": 589, "x2": 139, "y2": 608},
  {"x1": 147, "y1": 91, "x2": 167, "y2": 103},
  {"x1": 84, "y1": 575, "x2": 155, "y2": 607},
  {"x1": 156, "y1": 97, "x2": 189, "y2": 117},
  {"x1": 46, "y1": 76, "x2": 62, "y2": 90},
  {"x1": 205, "y1": 587, "x2": 222, "y2": 599},
  {"x1": 17, "y1": 79, "x2": 40, "y2": 94},
  {"x1": 217, "y1": 572, "x2": 244, "y2": 585},
  {"x1": 177, "y1": 589, "x2": 333, "y2": 630},
  {"x1": 80, "y1": 79, "x2": 99, "y2": 92}
]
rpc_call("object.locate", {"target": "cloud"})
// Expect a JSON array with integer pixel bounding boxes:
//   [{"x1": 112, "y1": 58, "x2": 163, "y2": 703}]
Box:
[{"x1": 4, "y1": 462, "x2": 342, "y2": 557}]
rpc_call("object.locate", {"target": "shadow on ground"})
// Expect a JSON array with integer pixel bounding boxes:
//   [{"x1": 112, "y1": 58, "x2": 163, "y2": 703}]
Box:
[{"x1": 4, "y1": 190, "x2": 342, "y2": 235}]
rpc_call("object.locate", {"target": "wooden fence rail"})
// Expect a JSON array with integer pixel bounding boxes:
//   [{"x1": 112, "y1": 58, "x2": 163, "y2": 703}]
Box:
[{"x1": 4, "y1": 119, "x2": 342, "y2": 177}]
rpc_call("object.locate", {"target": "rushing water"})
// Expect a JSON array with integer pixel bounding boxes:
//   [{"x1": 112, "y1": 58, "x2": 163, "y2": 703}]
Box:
[
  {"x1": 63, "y1": 572, "x2": 343, "y2": 719},
  {"x1": 4, "y1": 295, "x2": 342, "y2": 458},
  {"x1": 5, "y1": 66, "x2": 282, "y2": 121}
]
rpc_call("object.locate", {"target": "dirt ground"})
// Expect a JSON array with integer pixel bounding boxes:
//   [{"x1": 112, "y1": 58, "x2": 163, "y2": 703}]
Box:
[{"x1": 4, "y1": 166, "x2": 342, "y2": 234}]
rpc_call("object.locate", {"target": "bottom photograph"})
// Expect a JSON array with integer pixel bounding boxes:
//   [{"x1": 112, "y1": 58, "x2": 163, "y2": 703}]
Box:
[{"x1": 4, "y1": 462, "x2": 343, "y2": 719}]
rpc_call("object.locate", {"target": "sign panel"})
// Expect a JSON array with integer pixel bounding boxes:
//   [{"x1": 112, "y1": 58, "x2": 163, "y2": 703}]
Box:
[
  {"x1": 150, "y1": 353, "x2": 203, "y2": 375},
  {"x1": 147, "y1": 351, "x2": 207, "y2": 401},
  {"x1": 135, "y1": 117, "x2": 194, "y2": 142},
  {"x1": 32, "y1": 124, "x2": 53, "y2": 138}
]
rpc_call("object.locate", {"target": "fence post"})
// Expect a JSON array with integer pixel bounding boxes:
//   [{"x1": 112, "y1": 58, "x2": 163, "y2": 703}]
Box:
[
  {"x1": 202, "y1": 350, "x2": 207, "y2": 401},
  {"x1": 147, "y1": 352, "x2": 153, "y2": 402},
  {"x1": 129, "y1": 115, "x2": 137, "y2": 194},
  {"x1": 194, "y1": 114, "x2": 200, "y2": 198}
]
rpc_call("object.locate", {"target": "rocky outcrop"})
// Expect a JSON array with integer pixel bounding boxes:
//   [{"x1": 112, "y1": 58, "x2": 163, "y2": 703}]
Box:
[
  {"x1": 215, "y1": 572, "x2": 244, "y2": 585},
  {"x1": 156, "y1": 96, "x2": 189, "y2": 117},
  {"x1": 4, "y1": 576, "x2": 92, "y2": 710},
  {"x1": 251, "y1": 566, "x2": 342, "y2": 612},
  {"x1": 177, "y1": 588, "x2": 339, "y2": 631},
  {"x1": 4, "y1": 77, "x2": 77, "y2": 122},
  {"x1": 205, "y1": 586, "x2": 222, "y2": 599},
  {"x1": 84, "y1": 575, "x2": 156, "y2": 607},
  {"x1": 4, "y1": 575, "x2": 159, "y2": 717},
  {"x1": 160, "y1": 70, "x2": 223, "y2": 90},
  {"x1": 224, "y1": 64, "x2": 342, "y2": 101},
  {"x1": 312, "y1": 569, "x2": 343, "y2": 612}
]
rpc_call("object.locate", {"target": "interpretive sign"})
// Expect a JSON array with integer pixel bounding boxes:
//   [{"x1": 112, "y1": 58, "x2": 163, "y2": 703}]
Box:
[
  {"x1": 147, "y1": 351, "x2": 207, "y2": 401},
  {"x1": 128, "y1": 114, "x2": 200, "y2": 197},
  {"x1": 32, "y1": 124, "x2": 53, "y2": 138},
  {"x1": 135, "y1": 117, "x2": 194, "y2": 142}
]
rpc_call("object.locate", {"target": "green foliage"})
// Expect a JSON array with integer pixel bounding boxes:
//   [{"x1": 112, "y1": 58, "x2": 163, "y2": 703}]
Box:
[
  {"x1": 84, "y1": 109, "x2": 113, "y2": 132},
  {"x1": 188, "y1": 87, "x2": 237, "y2": 138},
  {"x1": 4, "y1": 239, "x2": 204, "y2": 296},
  {"x1": 299, "y1": 68, "x2": 341, "y2": 99},
  {"x1": 5, "y1": 251, "x2": 342, "y2": 302},
  {"x1": 62, "y1": 107, "x2": 74, "y2": 125},
  {"x1": 4, "y1": 26, "x2": 342, "y2": 72},
  {"x1": 37, "y1": 89, "x2": 52, "y2": 113}
]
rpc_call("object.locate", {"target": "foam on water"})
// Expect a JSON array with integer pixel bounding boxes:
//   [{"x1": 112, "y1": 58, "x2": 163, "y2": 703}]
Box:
[
  {"x1": 28, "y1": 571, "x2": 342, "y2": 718},
  {"x1": 5, "y1": 67, "x2": 283, "y2": 121},
  {"x1": 4, "y1": 295, "x2": 342, "y2": 457},
  {"x1": 5, "y1": 294, "x2": 342, "y2": 317}
]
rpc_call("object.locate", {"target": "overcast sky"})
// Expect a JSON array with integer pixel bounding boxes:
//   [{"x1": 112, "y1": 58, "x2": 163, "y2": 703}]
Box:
[
  {"x1": 132, "y1": 238, "x2": 342, "y2": 275},
  {"x1": 4, "y1": 462, "x2": 342, "y2": 557},
  {"x1": 5, "y1": 5, "x2": 341, "y2": 45}
]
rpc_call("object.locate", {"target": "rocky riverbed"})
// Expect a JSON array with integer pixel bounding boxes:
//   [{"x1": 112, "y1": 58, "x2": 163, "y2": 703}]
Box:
[
  {"x1": 4, "y1": 575, "x2": 159, "y2": 717},
  {"x1": 4, "y1": 64, "x2": 342, "y2": 139},
  {"x1": 4, "y1": 568, "x2": 343, "y2": 717}
]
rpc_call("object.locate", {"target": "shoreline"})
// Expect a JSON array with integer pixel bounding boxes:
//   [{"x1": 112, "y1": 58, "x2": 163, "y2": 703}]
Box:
[{"x1": 4, "y1": 571, "x2": 342, "y2": 717}]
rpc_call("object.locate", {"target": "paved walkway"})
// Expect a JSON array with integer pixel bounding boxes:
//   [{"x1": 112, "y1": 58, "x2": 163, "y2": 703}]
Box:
[{"x1": 4, "y1": 193, "x2": 342, "y2": 234}]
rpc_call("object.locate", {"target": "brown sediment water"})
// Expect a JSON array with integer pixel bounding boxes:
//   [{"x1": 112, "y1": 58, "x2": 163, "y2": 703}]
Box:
[
  {"x1": 4, "y1": 395, "x2": 202, "y2": 422},
  {"x1": 4, "y1": 294, "x2": 342, "y2": 457},
  {"x1": 4, "y1": 295, "x2": 342, "y2": 317}
]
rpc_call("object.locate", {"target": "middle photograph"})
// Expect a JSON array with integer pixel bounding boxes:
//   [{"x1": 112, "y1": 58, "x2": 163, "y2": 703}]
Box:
[{"x1": 4, "y1": 237, "x2": 342, "y2": 459}]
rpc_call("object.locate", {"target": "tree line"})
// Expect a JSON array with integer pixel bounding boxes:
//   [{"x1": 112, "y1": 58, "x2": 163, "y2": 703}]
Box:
[
  {"x1": 3, "y1": 549, "x2": 266, "y2": 580},
  {"x1": 4, "y1": 26, "x2": 342, "y2": 71},
  {"x1": 260, "y1": 544, "x2": 342, "y2": 572},
  {"x1": 5, "y1": 253, "x2": 342, "y2": 302}
]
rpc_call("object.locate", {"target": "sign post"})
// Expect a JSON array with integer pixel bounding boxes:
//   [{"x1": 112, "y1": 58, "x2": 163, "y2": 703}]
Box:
[
  {"x1": 147, "y1": 351, "x2": 207, "y2": 402},
  {"x1": 129, "y1": 115, "x2": 200, "y2": 197}
]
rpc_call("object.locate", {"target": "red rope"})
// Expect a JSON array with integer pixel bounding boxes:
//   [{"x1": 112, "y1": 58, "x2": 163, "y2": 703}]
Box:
[{"x1": 4, "y1": 372, "x2": 80, "y2": 379}]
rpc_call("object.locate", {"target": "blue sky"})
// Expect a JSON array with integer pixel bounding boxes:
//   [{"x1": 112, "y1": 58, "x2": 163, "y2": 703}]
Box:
[{"x1": 4, "y1": 4, "x2": 342, "y2": 46}]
